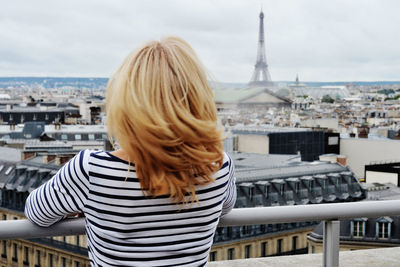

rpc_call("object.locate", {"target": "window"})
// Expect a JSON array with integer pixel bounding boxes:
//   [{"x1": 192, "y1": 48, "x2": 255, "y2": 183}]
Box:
[
  {"x1": 2, "y1": 240, "x2": 7, "y2": 258},
  {"x1": 61, "y1": 134, "x2": 68, "y2": 140},
  {"x1": 261, "y1": 242, "x2": 267, "y2": 257},
  {"x1": 227, "y1": 248, "x2": 235, "y2": 260},
  {"x1": 62, "y1": 257, "x2": 67, "y2": 267},
  {"x1": 335, "y1": 176, "x2": 340, "y2": 187},
  {"x1": 249, "y1": 186, "x2": 254, "y2": 200},
  {"x1": 227, "y1": 227, "x2": 232, "y2": 238},
  {"x1": 244, "y1": 245, "x2": 251, "y2": 258},
  {"x1": 292, "y1": 236, "x2": 298, "y2": 251},
  {"x1": 74, "y1": 261, "x2": 80, "y2": 267},
  {"x1": 374, "y1": 217, "x2": 392, "y2": 239},
  {"x1": 277, "y1": 239, "x2": 283, "y2": 254},
  {"x1": 23, "y1": 246, "x2": 29, "y2": 265},
  {"x1": 294, "y1": 182, "x2": 299, "y2": 193},
  {"x1": 5, "y1": 166, "x2": 13, "y2": 175},
  {"x1": 279, "y1": 184, "x2": 285, "y2": 195},
  {"x1": 378, "y1": 222, "x2": 389, "y2": 239},
  {"x1": 88, "y1": 134, "x2": 95, "y2": 140},
  {"x1": 2, "y1": 214, "x2": 6, "y2": 220},
  {"x1": 353, "y1": 221, "x2": 364, "y2": 238},
  {"x1": 328, "y1": 136, "x2": 339, "y2": 145},
  {"x1": 48, "y1": 253, "x2": 53, "y2": 267},
  {"x1": 12, "y1": 243, "x2": 17, "y2": 262},
  {"x1": 209, "y1": 251, "x2": 217, "y2": 261},
  {"x1": 320, "y1": 179, "x2": 326, "y2": 189},
  {"x1": 75, "y1": 134, "x2": 81, "y2": 140},
  {"x1": 310, "y1": 180, "x2": 314, "y2": 189},
  {"x1": 242, "y1": 225, "x2": 252, "y2": 235},
  {"x1": 76, "y1": 235, "x2": 80, "y2": 246},
  {"x1": 311, "y1": 246, "x2": 315, "y2": 254},
  {"x1": 35, "y1": 250, "x2": 41, "y2": 267}
]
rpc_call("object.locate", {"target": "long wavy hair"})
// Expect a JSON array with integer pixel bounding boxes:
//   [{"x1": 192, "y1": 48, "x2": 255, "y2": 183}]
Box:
[{"x1": 106, "y1": 36, "x2": 224, "y2": 204}]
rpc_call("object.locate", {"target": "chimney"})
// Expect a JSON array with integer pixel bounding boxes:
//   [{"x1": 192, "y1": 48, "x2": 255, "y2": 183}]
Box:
[
  {"x1": 43, "y1": 154, "x2": 56, "y2": 164},
  {"x1": 394, "y1": 130, "x2": 400, "y2": 140},
  {"x1": 358, "y1": 127, "x2": 369, "y2": 138},
  {"x1": 22, "y1": 151, "x2": 36, "y2": 160},
  {"x1": 55, "y1": 154, "x2": 74, "y2": 165},
  {"x1": 337, "y1": 155, "x2": 347, "y2": 166}
]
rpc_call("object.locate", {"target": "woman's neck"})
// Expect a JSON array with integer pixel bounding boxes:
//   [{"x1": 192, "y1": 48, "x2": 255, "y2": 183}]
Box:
[{"x1": 110, "y1": 149, "x2": 131, "y2": 162}]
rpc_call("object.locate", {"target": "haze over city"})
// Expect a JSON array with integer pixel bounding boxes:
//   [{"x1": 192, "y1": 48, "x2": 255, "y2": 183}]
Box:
[{"x1": 1, "y1": 0, "x2": 400, "y2": 82}]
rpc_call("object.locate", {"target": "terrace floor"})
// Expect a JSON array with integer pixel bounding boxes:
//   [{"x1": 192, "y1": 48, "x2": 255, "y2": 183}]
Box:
[{"x1": 209, "y1": 247, "x2": 400, "y2": 267}]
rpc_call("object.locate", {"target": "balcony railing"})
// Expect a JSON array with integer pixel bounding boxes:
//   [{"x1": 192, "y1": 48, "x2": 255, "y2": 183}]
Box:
[{"x1": 2, "y1": 200, "x2": 400, "y2": 267}]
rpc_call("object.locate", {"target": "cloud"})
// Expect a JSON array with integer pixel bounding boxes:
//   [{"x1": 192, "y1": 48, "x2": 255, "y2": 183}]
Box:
[{"x1": 0, "y1": 0, "x2": 399, "y2": 82}]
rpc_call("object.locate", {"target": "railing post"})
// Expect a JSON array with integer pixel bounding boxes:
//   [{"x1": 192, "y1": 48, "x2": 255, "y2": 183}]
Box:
[{"x1": 323, "y1": 220, "x2": 340, "y2": 267}]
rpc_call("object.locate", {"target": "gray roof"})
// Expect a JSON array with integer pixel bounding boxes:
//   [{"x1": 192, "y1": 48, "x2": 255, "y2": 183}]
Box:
[
  {"x1": 0, "y1": 147, "x2": 21, "y2": 162},
  {"x1": 229, "y1": 152, "x2": 365, "y2": 208},
  {"x1": 230, "y1": 152, "x2": 348, "y2": 182}
]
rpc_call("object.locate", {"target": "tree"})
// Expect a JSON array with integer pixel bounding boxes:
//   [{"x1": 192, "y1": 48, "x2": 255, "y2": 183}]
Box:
[{"x1": 321, "y1": 94, "x2": 334, "y2": 103}]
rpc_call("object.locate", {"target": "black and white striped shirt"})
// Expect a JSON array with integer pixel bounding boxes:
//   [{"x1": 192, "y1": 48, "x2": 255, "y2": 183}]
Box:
[{"x1": 25, "y1": 150, "x2": 236, "y2": 266}]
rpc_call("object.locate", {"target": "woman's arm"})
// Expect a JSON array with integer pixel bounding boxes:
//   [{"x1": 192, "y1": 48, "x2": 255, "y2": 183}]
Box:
[
  {"x1": 221, "y1": 154, "x2": 236, "y2": 217},
  {"x1": 24, "y1": 150, "x2": 91, "y2": 227}
]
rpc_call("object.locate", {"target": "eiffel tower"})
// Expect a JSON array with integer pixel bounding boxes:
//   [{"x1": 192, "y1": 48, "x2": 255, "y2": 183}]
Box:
[{"x1": 248, "y1": 10, "x2": 274, "y2": 87}]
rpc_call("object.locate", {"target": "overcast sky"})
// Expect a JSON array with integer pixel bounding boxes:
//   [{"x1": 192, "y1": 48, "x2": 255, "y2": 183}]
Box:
[{"x1": 1, "y1": 0, "x2": 399, "y2": 82}]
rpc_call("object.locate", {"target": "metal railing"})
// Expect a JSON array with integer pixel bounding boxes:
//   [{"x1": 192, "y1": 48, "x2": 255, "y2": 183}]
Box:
[{"x1": 2, "y1": 200, "x2": 400, "y2": 267}]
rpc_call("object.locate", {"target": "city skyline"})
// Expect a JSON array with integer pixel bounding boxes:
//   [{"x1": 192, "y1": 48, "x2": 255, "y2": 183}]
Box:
[{"x1": 0, "y1": 0, "x2": 400, "y2": 82}]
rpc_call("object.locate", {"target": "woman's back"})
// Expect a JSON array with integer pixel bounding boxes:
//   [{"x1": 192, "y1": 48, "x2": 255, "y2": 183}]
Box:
[
  {"x1": 85, "y1": 150, "x2": 235, "y2": 266},
  {"x1": 25, "y1": 149, "x2": 236, "y2": 266}
]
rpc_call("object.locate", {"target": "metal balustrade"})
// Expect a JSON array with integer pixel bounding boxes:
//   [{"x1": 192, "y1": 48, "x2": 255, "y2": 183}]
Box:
[{"x1": 2, "y1": 200, "x2": 400, "y2": 267}]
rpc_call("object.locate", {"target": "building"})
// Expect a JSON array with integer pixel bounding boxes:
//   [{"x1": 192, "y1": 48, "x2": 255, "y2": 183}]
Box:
[
  {"x1": 340, "y1": 136, "x2": 400, "y2": 179},
  {"x1": 0, "y1": 102, "x2": 80, "y2": 125},
  {"x1": 365, "y1": 162, "x2": 400, "y2": 186},
  {"x1": 307, "y1": 183, "x2": 400, "y2": 253},
  {"x1": 214, "y1": 87, "x2": 291, "y2": 111},
  {"x1": 209, "y1": 152, "x2": 366, "y2": 261},
  {"x1": 0, "y1": 122, "x2": 107, "y2": 151},
  {"x1": 230, "y1": 127, "x2": 340, "y2": 161}
]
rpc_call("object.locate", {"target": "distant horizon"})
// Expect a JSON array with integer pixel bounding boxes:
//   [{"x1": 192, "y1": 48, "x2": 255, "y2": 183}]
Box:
[{"x1": 0, "y1": 76, "x2": 400, "y2": 84}]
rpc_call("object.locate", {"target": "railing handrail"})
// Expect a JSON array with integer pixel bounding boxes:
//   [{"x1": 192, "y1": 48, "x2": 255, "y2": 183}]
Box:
[{"x1": 2, "y1": 200, "x2": 400, "y2": 240}]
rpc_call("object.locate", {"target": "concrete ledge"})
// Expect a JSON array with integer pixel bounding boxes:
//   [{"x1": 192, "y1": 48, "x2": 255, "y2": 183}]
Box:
[{"x1": 209, "y1": 247, "x2": 400, "y2": 266}]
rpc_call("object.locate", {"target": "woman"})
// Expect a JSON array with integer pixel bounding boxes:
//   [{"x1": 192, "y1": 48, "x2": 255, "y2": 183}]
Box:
[{"x1": 25, "y1": 36, "x2": 236, "y2": 266}]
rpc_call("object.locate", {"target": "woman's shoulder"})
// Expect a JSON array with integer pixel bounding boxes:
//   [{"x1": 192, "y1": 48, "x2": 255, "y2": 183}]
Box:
[
  {"x1": 222, "y1": 151, "x2": 234, "y2": 169},
  {"x1": 211, "y1": 151, "x2": 234, "y2": 179},
  {"x1": 82, "y1": 149, "x2": 131, "y2": 165}
]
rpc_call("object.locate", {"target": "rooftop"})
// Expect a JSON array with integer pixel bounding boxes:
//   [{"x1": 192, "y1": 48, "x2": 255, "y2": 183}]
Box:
[{"x1": 209, "y1": 246, "x2": 400, "y2": 267}]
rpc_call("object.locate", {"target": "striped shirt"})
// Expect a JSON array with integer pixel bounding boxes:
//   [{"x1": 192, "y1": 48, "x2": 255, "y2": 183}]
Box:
[{"x1": 25, "y1": 150, "x2": 236, "y2": 266}]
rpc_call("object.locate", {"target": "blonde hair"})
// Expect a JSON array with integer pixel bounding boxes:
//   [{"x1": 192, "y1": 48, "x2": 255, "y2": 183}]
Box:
[{"x1": 106, "y1": 36, "x2": 224, "y2": 204}]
